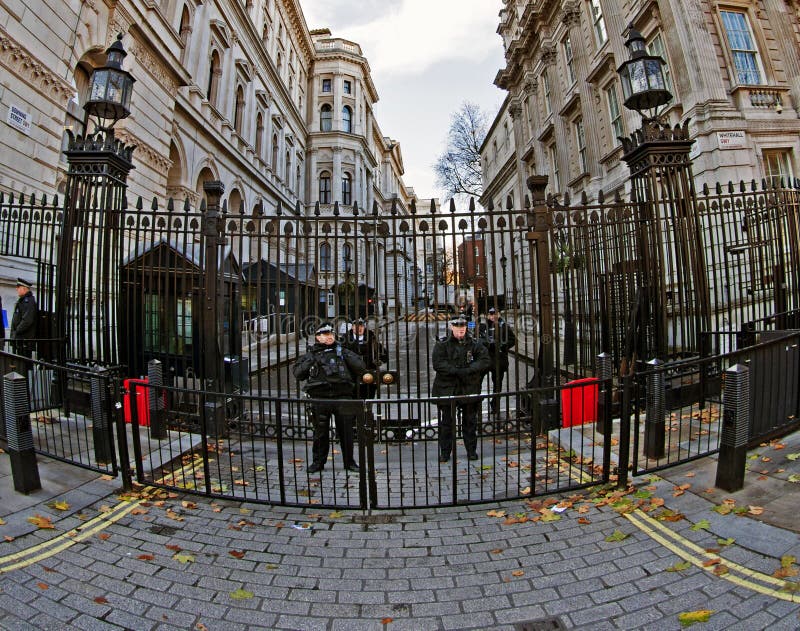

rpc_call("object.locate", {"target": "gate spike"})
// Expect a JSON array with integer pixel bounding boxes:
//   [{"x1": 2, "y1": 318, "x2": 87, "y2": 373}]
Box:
[
  {"x1": 761, "y1": 178, "x2": 768, "y2": 191},
  {"x1": 598, "y1": 189, "x2": 605, "y2": 204},
  {"x1": 239, "y1": 199, "x2": 245, "y2": 215},
  {"x1": 372, "y1": 200, "x2": 379, "y2": 216},
  {"x1": 613, "y1": 189, "x2": 622, "y2": 203},
  {"x1": 715, "y1": 182, "x2": 722, "y2": 195},
  {"x1": 200, "y1": 198, "x2": 206, "y2": 212},
  {"x1": 136, "y1": 197, "x2": 144, "y2": 210},
  {"x1": 277, "y1": 200, "x2": 283, "y2": 216},
  {"x1": 29, "y1": 192, "x2": 36, "y2": 207},
  {"x1": 738, "y1": 180, "x2": 745, "y2": 193},
  {"x1": 40, "y1": 193, "x2": 48, "y2": 207},
  {"x1": 702, "y1": 183, "x2": 709, "y2": 195},
  {"x1": 53, "y1": 194, "x2": 59, "y2": 207},
  {"x1": 410, "y1": 199, "x2": 417, "y2": 214},
  {"x1": 151, "y1": 196, "x2": 159, "y2": 211},
  {"x1": 183, "y1": 196, "x2": 191, "y2": 212},
  {"x1": 487, "y1": 199, "x2": 494, "y2": 211},
  {"x1": 222, "y1": 199, "x2": 228, "y2": 214},
  {"x1": 564, "y1": 191, "x2": 571, "y2": 206},
  {"x1": 333, "y1": 200, "x2": 340, "y2": 216},
  {"x1": 727, "y1": 181, "x2": 734, "y2": 194},
  {"x1": 750, "y1": 179, "x2": 757, "y2": 192},
  {"x1": 448, "y1": 198, "x2": 456, "y2": 213},
  {"x1": 18, "y1": 193, "x2": 25, "y2": 205},
  {"x1": 469, "y1": 197, "x2": 475, "y2": 212},
  {"x1": 166, "y1": 197, "x2": 174, "y2": 212},
  {"x1": 352, "y1": 200, "x2": 359, "y2": 215},
  {"x1": 795, "y1": 177, "x2": 800, "y2": 190},
  {"x1": 580, "y1": 191, "x2": 588, "y2": 205},
  {"x1": 0, "y1": 191, "x2": 4, "y2": 204},
  {"x1": 390, "y1": 197, "x2": 397, "y2": 215},
  {"x1": 524, "y1": 195, "x2": 530, "y2": 209},
  {"x1": 295, "y1": 200, "x2": 301, "y2": 214},
  {"x1": 506, "y1": 195, "x2": 513, "y2": 210},
  {"x1": 315, "y1": 201, "x2": 321, "y2": 216},
  {"x1": 429, "y1": 199, "x2": 436, "y2": 214}
]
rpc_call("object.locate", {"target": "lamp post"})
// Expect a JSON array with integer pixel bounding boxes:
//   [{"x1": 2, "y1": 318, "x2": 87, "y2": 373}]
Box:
[
  {"x1": 616, "y1": 25, "x2": 671, "y2": 123},
  {"x1": 57, "y1": 33, "x2": 136, "y2": 368}
]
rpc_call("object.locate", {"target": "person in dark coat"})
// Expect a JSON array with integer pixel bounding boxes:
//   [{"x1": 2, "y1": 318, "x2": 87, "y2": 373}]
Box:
[
  {"x1": 432, "y1": 315, "x2": 490, "y2": 463},
  {"x1": 10, "y1": 278, "x2": 37, "y2": 361},
  {"x1": 293, "y1": 322, "x2": 367, "y2": 473},
  {"x1": 343, "y1": 318, "x2": 386, "y2": 399},
  {"x1": 478, "y1": 307, "x2": 517, "y2": 414}
]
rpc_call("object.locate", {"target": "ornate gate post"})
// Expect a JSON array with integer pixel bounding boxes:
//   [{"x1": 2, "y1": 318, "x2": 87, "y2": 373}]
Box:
[{"x1": 201, "y1": 181, "x2": 227, "y2": 438}]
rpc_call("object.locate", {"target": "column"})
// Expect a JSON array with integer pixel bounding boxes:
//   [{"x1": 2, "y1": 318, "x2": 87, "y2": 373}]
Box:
[
  {"x1": 508, "y1": 101, "x2": 526, "y2": 212},
  {"x1": 333, "y1": 146, "x2": 342, "y2": 203},
  {"x1": 334, "y1": 72, "x2": 343, "y2": 130},
  {"x1": 221, "y1": 47, "x2": 235, "y2": 120},
  {"x1": 308, "y1": 148, "x2": 318, "y2": 206},
  {"x1": 355, "y1": 151, "x2": 364, "y2": 207}
]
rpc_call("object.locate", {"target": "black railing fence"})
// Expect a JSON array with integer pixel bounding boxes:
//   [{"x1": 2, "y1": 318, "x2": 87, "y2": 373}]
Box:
[{"x1": 0, "y1": 177, "x2": 799, "y2": 507}]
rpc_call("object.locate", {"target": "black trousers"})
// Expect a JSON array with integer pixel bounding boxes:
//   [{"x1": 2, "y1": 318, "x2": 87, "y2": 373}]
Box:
[
  {"x1": 438, "y1": 400, "x2": 480, "y2": 458},
  {"x1": 309, "y1": 399, "x2": 358, "y2": 468},
  {"x1": 489, "y1": 365, "x2": 507, "y2": 412}
]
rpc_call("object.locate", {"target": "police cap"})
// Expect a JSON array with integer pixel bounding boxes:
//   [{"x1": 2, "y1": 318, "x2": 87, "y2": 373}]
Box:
[
  {"x1": 488, "y1": 307, "x2": 497, "y2": 314},
  {"x1": 16, "y1": 278, "x2": 32, "y2": 289},
  {"x1": 352, "y1": 317, "x2": 366, "y2": 326},
  {"x1": 449, "y1": 316, "x2": 468, "y2": 327},
  {"x1": 315, "y1": 323, "x2": 335, "y2": 335}
]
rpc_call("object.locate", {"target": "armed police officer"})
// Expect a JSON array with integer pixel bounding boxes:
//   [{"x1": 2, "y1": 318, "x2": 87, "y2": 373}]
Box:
[
  {"x1": 432, "y1": 315, "x2": 490, "y2": 463},
  {"x1": 293, "y1": 323, "x2": 367, "y2": 473},
  {"x1": 10, "y1": 278, "x2": 37, "y2": 367},
  {"x1": 343, "y1": 318, "x2": 386, "y2": 399},
  {"x1": 479, "y1": 307, "x2": 517, "y2": 414}
]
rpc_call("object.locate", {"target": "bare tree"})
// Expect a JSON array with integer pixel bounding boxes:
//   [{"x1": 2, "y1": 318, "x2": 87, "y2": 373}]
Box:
[{"x1": 433, "y1": 102, "x2": 488, "y2": 198}]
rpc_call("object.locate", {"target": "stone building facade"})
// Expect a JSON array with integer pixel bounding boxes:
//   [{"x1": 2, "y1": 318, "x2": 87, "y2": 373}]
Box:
[
  {"x1": 488, "y1": 0, "x2": 800, "y2": 205},
  {"x1": 0, "y1": 0, "x2": 416, "y2": 316}
]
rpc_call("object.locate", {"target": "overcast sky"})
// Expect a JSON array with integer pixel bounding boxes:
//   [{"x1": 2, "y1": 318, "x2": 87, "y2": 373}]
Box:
[{"x1": 300, "y1": 0, "x2": 507, "y2": 201}]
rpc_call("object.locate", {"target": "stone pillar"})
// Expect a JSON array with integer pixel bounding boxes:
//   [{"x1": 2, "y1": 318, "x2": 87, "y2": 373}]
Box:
[
  {"x1": 334, "y1": 72, "x2": 343, "y2": 130},
  {"x1": 308, "y1": 148, "x2": 318, "y2": 205},
  {"x1": 333, "y1": 146, "x2": 343, "y2": 203}
]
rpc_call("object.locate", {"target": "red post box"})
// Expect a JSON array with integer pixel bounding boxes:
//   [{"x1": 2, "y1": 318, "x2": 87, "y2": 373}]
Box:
[
  {"x1": 123, "y1": 377, "x2": 151, "y2": 427},
  {"x1": 561, "y1": 377, "x2": 599, "y2": 427}
]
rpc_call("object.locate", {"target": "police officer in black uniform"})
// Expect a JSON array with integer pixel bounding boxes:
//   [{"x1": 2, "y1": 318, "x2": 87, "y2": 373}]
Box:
[
  {"x1": 10, "y1": 278, "x2": 37, "y2": 363},
  {"x1": 343, "y1": 318, "x2": 386, "y2": 399},
  {"x1": 479, "y1": 307, "x2": 517, "y2": 414},
  {"x1": 293, "y1": 323, "x2": 367, "y2": 473},
  {"x1": 432, "y1": 315, "x2": 490, "y2": 463}
]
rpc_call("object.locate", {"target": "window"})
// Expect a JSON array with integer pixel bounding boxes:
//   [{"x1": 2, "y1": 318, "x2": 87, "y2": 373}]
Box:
[
  {"x1": 646, "y1": 32, "x2": 673, "y2": 93},
  {"x1": 342, "y1": 243, "x2": 352, "y2": 272},
  {"x1": 296, "y1": 164, "x2": 302, "y2": 195},
  {"x1": 320, "y1": 104, "x2": 332, "y2": 131},
  {"x1": 606, "y1": 85, "x2": 624, "y2": 141},
  {"x1": 342, "y1": 172, "x2": 352, "y2": 205},
  {"x1": 343, "y1": 80, "x2": 352, "y2": 94},
  {"x1": 322, "y1": 78, "x2": 331, "y2": 92},
  {"x1": 207, "y1": 50, "x2": 221, "y2": 106},
  {"x1": 143, "y1": 294, "x2": 161, "y2": 352},
  {"x1": 285, "y1": 150, "x2": 291, "y2": 184},
  {"x1": 564, "y1": 37, "x2": 575, "y2": 85},
  {"x1": 255, "y1": 112, "x2": 264, "y2": 157},
  {"x1": 763, "y1": 150, "x2": 792, "y2": 187},
  {"x1": 342, "y1": 105, "x2": 352, "y2": 133},
  {"x1": 272, "y1": 134, "x2": 279, "y2": 171},
  {"x1": 543, "y1": 71, "x2": 552, "y2": 115},
  {"x1": 176, "y1": 297, "x2": 192, "y2": 352},
  {"x1": 720, "y1": 10, "x2": 763, "y2": 85},
  {"x1": 233, "y1": 85, "x2": 244, "y2": 135},
  {"x1": 590, "y1": 0, "x2": 608, "y2": 47},
  {"x1": 320, "y1": 243, "x2": 331, "y2": 271},
  {"x1": 319, "y1": 171, "x2": 331, "y2": 204},
  {"x1": 549, "y1": 145, "x2": 560, "y2": 192},
  {"x1": 575, "y1": 118, "x2": 587, "y2": 174}
]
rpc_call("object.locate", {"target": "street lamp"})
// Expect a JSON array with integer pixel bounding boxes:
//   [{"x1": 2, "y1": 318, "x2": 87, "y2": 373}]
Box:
[
  {"x1": 84, "y1": 33, "x2": 136, "y2": 131},
  {"x1": 616, "y1": 24, "x2": 671, "y2": 121}
]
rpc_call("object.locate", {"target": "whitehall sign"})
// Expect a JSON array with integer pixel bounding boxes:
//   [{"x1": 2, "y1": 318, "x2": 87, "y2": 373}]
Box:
[{"x1": 717, "y1": 130, "x2": 746, "y2": 150}]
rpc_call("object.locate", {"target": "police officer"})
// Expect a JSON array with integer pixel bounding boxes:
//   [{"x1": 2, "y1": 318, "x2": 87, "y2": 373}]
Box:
[
  {"x1": 479, "y1": 307, "x2": 517, "y2": 414},
  {"x1": 10, "y1": 278, "x2": 37, "y2": 362},
  {"x1": 343, "y1": 318, "x2": 386, "y2": 399},
  {"x1": 432, "y1": 315, "x2": 490, "y2": 463},
  {"x1": 293, "y1": 323, "x2": 367, "y2": 473}
]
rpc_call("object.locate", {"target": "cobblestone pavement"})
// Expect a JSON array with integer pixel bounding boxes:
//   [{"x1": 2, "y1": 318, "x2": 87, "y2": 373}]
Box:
[{"x1": 1, "y1": 434, "x2": 799, "y2": 630}]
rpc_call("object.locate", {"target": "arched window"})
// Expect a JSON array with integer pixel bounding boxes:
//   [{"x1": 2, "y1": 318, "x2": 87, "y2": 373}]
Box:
[
  {"x1": 272, "y1": 134, "x2": 279, "y2": 172},
  {"x1": 207, "y1": 50, "x2": 221, "y2": 107},
  {"x1": 342, "y1": 105, "x2": 352, "y2": 133},
  {"x1": 342, "y1": 243, "x2": 352, "y2": 272},
  {"x1": 320, "y1": 242, "x2": 331, "y2": 271},
  {"x1": 320, "y1": 104, "x2": 332, "y2": 132},
  {"x1": 285, "y1": 150, "x2": 291, "y2": 184},
  {"x1": 319, "y1": 171, "x2": 331, "y2": 204},
  {"x1": 342, "y1": 172, "x2": 352, "y2": 205},
  {"x1": 179, "y1": 6, "x2": 192, "y2": 62},
  {"x1": 233, "y1": 85, "x2": 244, "y2": 135},
  {"x1": 296, "y1": 164, "x2": 302, "y2": 195},
  {"x1": 255, "y1": 112, "x2": 264, "y2": 158}
]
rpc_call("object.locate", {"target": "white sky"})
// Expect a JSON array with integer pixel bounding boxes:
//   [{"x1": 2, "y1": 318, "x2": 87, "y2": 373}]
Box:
[{"x1": 300, "y1": 0, "x2": 507, "y2": 201}]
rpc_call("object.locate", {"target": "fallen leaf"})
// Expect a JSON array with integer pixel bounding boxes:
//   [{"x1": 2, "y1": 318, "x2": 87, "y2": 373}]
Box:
[
  {"x1": 131, "y1": 508, "x2": 149, "y2": 516},
  {"x1": 98, "y1": 533, "x2": 110, "y2": 541},
  {"x1": 196, "y1": 624, "x2": 209, "y2": 631},
  {"x1": 605, "y1": 530, "x2": 629, "y2": 543},
  {"x1": 786, "y1": 453, "x2": 800, "y2": 461},
  {"x1": 165, "y1": 544, "x2": 181, "y2": 552},
  {"x1": 702, "y1": 558, "x2": 721, "y2": 567},
  {"x1": 173, "y1": 553, "x2": 195, "y2": 564},
  {"x1": 181, "y1": 501, "x2": 197, "y2": 509},
  {"x1": 381, "y1": 618, "x2": 393, "y2": 625},
  {"x1": 94, "y1": 596, "x2": 109, "y2": 604},
  {"x1": 677, "y1": 610, "x2": 714, "y2": 626},
  {"x1": 47, "y1": 501, "x2": 70, "y2": 512},
  {"x1": 490, "y1": 549, "x2": 503, "y2": 554},
  {"x1": 36, "y1": 582, "x2": 49, "y2": 590},
  {"x1": 229, "y1": 588, "x2": 254, "y2": 600},
  {"x1": 685, "y1": 472, "x2": 696, "y2": 478},
  {"x1": 577, "y1": 517, "x2": 591, "y2": 525},
  {"x1": 748, "y1": 506, "x2": 764, "y2": 516},
  {"x1": 4, "y1": 536, "x2": 14, "y2": 542},
  {"x1": 138, "y1": 554, "x2": 154, "y2": 561},
  {"x1": 229, "y1": 550, "x2": 245, "y2": 559},
  {"x1": 100, "y1": 474, "x2": 114, "y2": 481},
  {"x1": 717, "y1": 537, "x2": 735, "y2": 546},
  {"x1": 329, "y1": 511, "x2": 345, "y2": 519},
  {"x1": 666, "y1": 561, "x2": 692, "y2": 572},
  {"x1": 511, "y1": 570, "x2": 524, "y2": 577},
  {"x1": 486, "y1": 510, "x2": 506, "y2": 518},
  {"x1": 27, "y1": 515, "x2": 54, "y2": 530},
  {"x1": 690, "y1": 519, "x2": 710, "y2": 531},
  {"x1": 712, "y1": 565, "x2": 729, "y2": 576}
]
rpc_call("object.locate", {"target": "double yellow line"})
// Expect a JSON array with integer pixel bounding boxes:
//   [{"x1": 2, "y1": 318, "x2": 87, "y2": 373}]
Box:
[
  {"x1": 0, "y1": 455, "x2": 205, "y2": 574},
  {"x1": 625, "y1": 508, "x2": 800, "y2": 602}
]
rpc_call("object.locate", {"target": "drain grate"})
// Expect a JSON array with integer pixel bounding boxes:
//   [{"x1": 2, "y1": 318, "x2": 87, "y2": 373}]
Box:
[
  {"x1": 148, "y1": 525, "x2": 179, "y2": 536},
  {"x1": 514, "y1": 616, "x2": 568, "y2": 631}
]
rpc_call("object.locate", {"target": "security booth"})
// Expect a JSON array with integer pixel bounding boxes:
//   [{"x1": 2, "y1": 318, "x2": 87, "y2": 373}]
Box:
[
  {"x1": 241, "y1": 260, "x2": 318, "y2": 334},
  {"x1": 120, "y1": 239, "x2": 244, "y2": 386}
]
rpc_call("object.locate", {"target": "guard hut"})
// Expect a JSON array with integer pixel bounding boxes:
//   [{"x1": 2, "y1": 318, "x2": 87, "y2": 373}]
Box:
[
  {"x1": 241, "y1": 260, "x2": 318, "y2": 333},
  {"x1": 120, "y1": 238, "x2": 243, "y2": 382}
]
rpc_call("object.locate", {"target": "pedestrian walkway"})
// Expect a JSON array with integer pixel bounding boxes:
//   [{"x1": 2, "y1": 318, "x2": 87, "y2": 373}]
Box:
[{"x1": 0, "y1": 432, "x2": 799, "y2": 630}]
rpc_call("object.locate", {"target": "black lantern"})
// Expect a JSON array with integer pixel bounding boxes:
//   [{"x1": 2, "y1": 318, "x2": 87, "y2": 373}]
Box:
[
  {"x1": 616, "y1": 25, "x2": 671, "y2": 118},
  {"x1": 84, "y1": 33, "x2": 135, "y2": 129}
]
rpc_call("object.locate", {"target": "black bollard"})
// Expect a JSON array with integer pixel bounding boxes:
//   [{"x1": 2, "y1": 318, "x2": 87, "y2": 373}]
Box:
[
  {"x1": 90, "y1": 366, "x2": 113, "y2": 464},
  {"x1": 643, "y1": 358, "x2": 666, "y2": 459},
  {"x1": 715, "y1": 363, "x2": 750, "y2": 492},
  {"x1": 147, "y1": 359, "x2": 167, "y2": 440},
  {"x1": 3, "y1": 371, "x2": 41, "y2": 493}
]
